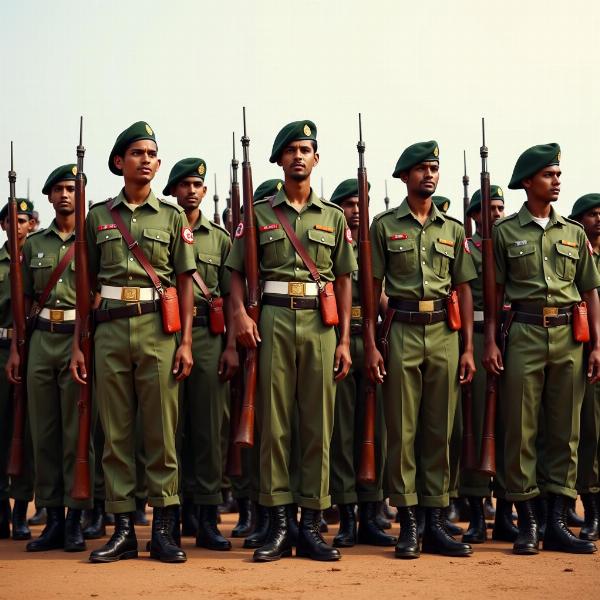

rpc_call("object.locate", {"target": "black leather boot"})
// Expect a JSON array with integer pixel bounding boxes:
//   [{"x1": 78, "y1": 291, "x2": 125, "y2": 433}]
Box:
[
  {"x1": 11, "y1": 500, "x2": 31, "y2": 540},
  {"x1": 319, "y1": 517, "x2": 329, "y2": 532},
  {"x1": 244, "y1": 503, "x2": 270, "y2": 549},
  {"x1": 580, "y1": 492, "x2": 599, "y2": 541},
  {"x1": 232, "y1": 498, "x2": 254, "y2": 538},
  {"x1": 543, "y1": 494, "x2": 597, "y2": 554},
  {"x1": 395, "y1": 506, "x2": 419, "y2": 559},
  {"x1": 421, "y1": 508, "x2": 472, "y2": 556},
  {"x1": 446, "y1": 499, "x2": 460, "y2": 522},
  {"x1": 484, "y1": 496, "x2": 496, "y2": 519},
  {"x1": 134, "y1": 497, "x2": 148, "y2": 526},
  {"x1": 492, "y1": 498, "x2": 519, "y2": 542},
  {"x1": 462, "y1": 497, "x2": 487, "y2": 544},
  {"x1": 566, "y1": 497, "x2": 585, "y2": 527},
  {"x1": 375, "y1": 501, "x2": 392, "y2": 530},
  {"x1": 149, "y1": 506, "x2": 186, "y2": 562},
  {"x1": 323, "y1": 505, "x2": 340, "y2": 524},
  {"x1": 357, "y1": 501, "x2": 396, "y2": 546},
  {"x1": 181, "y1": 498, "x2": 198, "y2": 537},
  {"x1": 416, "y1": 506, "x2": 425, "y2": 540},
  {"x1": 195, "y1": 505, "x2": 231, "y2": 550},
  {"x1": 286, "y1": 504, "x2": 299, "y2": 545},
  {"x1": 333, "y1": 503, "x2": 356, "y2": 547},
  {"x1": 444, "y1": 506, "x2": 464, "y2": 536},
  {"x1": 513, "y1": 500, "x2": 539, "y2": 555},
  {"x1": 535, "y1": 496, "x2": 547, "y2": 541},
  {"x1": 26, "y1": 507, "x2": 65, "y2": 552},
  {"x1": 64, "y1": 508, "x2": 86, "y2": 552},
  {"x1": 382, "y1": 501, "x2": 396, "y2": 521},
  {"x1": 83, "y1": 499, "x2": 106, "y2": 540},
  {"x1": 0, "y1": 499, "x2": 10, "y2": 539},
  {"x1": 253, "y1": 505, "x2": 293, "y2": 562},
  {"x1": 296, "y1": 508, "x2": 341, "y2": 561},
  {"x1": 218, "y1": 488, "x2": 237, "y2": 514},
  {"x1": 27, "y1": 506, "x2": 46, "y2": 526},
  {"x1": 89, "y1": 512, "x2": 138, "y2": 562}
]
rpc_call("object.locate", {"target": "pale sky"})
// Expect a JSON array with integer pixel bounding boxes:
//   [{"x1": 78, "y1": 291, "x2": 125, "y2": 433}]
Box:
[{"x1": 1, "y1": 0, "x2": 599, "y2": 235}]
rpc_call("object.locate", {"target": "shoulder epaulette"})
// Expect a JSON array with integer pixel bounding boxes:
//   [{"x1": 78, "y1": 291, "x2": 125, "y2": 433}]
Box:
[
  {"x1": 27, "y1": 228, "x2": 46, "y2": 238},
  {"x1": 493, "y1": 212, "x2": 518, "y2": 227},
  {"x1": 563, "y1": 216, "x2": 584, "y2": 230},
  {"x1": 158, "y1": 197, "x2": 184, "y2": 213},
  {"x1": 444, "y1": 214, "x2": 463, "y2": 225},
  {"x1": 253, "y1": 197, "x2": 270, "y2": 207},
  {"x1": 373, "y1": 207, "x2": 396, "y2": 221},
  {"x1": 321, "y1": 199, "x2": 344, "y2": 213},
  {"x1": 89, "y1": 198, "x2": 111, "y2": 211},
  {"x1": 210, "y1": 221, "x2": 230, "y2": 237}
]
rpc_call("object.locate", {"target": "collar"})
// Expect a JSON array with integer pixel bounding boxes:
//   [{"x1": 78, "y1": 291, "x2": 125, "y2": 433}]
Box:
[
  {"x1": 192, "y1": 211, "x2": 213, "y2": 232},
  {"x1": 518, "y1": 203, "x2": 567, "y2": 228},
  {"x1": 111, "y1": 188, "x2": 160, "y2": 212},
  {"x1": 42, "y1": 219, "x2": 76, "y2": 241},
  {"x1": 395, "y1": 197, "x2": 445, "y2": 223},
  {"x1": 271, "y1": 187, "x2": 324, "y2": 211}
]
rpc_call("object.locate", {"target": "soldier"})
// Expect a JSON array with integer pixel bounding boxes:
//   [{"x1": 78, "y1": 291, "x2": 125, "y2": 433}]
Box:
[
  {"x1": 367, "y1": 140, "x2": 477, "y2": 558},
  {"x1": 0, "y1": 200, "x2": 35, "y2": 541},
  {"x1": 327, "y1": 178, "x2": 395, "y2": 548},
  {"x1": 432, "y1": 196, "x2": 451, "y2": 214},
  {"x1": 6, "y1": 167, "x2": 93, "y2": 552},
  {"x1": 70, "y1": 121, "x2": 196, "y2": 563},
  {"x1": 569, "y1": 194, "x2": 600, "y2": 541},
  {"x1": 163, "y1": 157, "x2": 238, "y2": 550},
  {"x1": 484, "y1": 144, "x2": 600, "y2": 554},
  {"x1": 226, "y1": 120, "x2": 356, "y2": 562}
]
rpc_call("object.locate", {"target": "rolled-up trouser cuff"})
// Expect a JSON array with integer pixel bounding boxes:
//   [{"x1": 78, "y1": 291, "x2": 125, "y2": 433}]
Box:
[
  {"x1": 577, "y1": 485, "x2": 600, "y2": 494},
  {"x1": 106, "y1": 498, "x2": 136, "y2": 513},
  {"x1": 505, "y1": 489, "x2": 540, "y2": 502},
  {"x1": 542, "y1": 484, "x2": 577, "y2": 500},
  {"x1": 419, "y1": 494, "x2": 450, "y2": 508},
  {"x1": 148, "y1": 494, "x2": 180, "y2": 508},
  {"x1": 298, "y1": 494, "x2": 331, "y2": 510},
  {"x1": 259, "y1": 491, "x2": 295, "y2": 507},
  {"x1": 66, "y1": 497, "x2": 93, "y2": 510},
  {"x1": 389, "y1": 492, "x2": 418, "y2": 507},
  {"x1": 331, "y1": 491, "x2": 358, "y2": 505}
]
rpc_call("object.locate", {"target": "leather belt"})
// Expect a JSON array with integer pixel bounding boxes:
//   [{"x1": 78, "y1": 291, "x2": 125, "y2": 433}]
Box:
[
  {"x1": 393, "y1": 309, "x2": 447, "y2": 325},
  {"x1": 36, "y1": 318, "x2": 75, "y2": 334},
  {"x1": 94, "y1": 301, "x2": 160, "y2": 323},
  {"x1": 193, "y1": 304, "x2": 209, "y2": 317},
  {"x1": 101, "y1": 285, "x2": 158, "y2": 302},
  {"x1": 388, "y1": 297, "x2": 445, "y2": 312},
  {"x1": 351, "y1": 306, "x2": 362, "y2": 319},
  {"x1": 511, "y1": 303, "x2": 573, "y2": 328},
  {"x1": 350, "y1": 323, "x2": 363, "y2": 336},
  {"x1": 0, "y1": 339, "x2": 10, "y2": 349},
  {"x1": 39, "y1": 307, "x2": 76, "y2": 322},
  {"x1": 193, "y1": 316, "x2": 209, "y2": 327},
  {"x1": 0, "y1": 327, "x2": 13, "y2": 340},
  {"x1": 263, "y1": 294, "x2": 319, "y2": 310},
  {"x1": 263, "y1": 281, "x2": 319, "y2": 296},
  {"x1": 473, "y1": 322, "x2": 485, "y2": 334}
]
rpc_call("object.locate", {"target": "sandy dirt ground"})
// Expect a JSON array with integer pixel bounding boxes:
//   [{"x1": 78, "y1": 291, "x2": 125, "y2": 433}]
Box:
[{"x1": 0, "y1": 503, "x2": 598, "y2": 600}]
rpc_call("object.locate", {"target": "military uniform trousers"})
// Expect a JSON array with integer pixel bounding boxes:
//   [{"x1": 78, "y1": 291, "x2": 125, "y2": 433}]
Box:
[
  {"x1": 0, "y1": 345, "x2": 34, "y2": 502},
  {"x1": 94, "y1": 310, "x2": 179, "y2": 513},
  {"x1": 180, "y1": 323, "x2": 227, "y2": 505},
  {"x1": 330, "y1": 331, "x2": 386, "y2": 504},
  {"x1": 258, "y1": 304, "x2": 336, "y2": 510},
  {"x1": 576, "y1": 378, "x2": 600, "y2": 494},
  {"x1": 27, "y1": 329, "x2": 93, "y2": 509},
  {"x1": 384, "y1": 320, "x2": 460, "y2": 508},
  {"x1": 502, "y1": 322, "x2": 584, "y2": 501}
]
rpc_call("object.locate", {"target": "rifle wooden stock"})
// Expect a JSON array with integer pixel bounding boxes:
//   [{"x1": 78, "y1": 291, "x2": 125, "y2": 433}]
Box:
[
  {"x1": 71, "y1": 121, "x2": 92, "y2": 500},
  {"x1": 460, "y1": 383, "x2": 477, "y2": 470},
  {"x1": 356, "y1": 116, "x2": 377, "y2": 485}
]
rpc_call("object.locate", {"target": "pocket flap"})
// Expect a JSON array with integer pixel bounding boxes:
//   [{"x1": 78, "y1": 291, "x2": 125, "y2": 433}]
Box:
[
  {"x1": 555, "y1": 243, "x2": 579, "y2": 260},
  {"x1": 143, "y1": 228, "x2": 170, "y2": 244},
  {"x1": 259, "y1": 228, "x2": 286, "y2": 245},
  {"x1": 198, "y1": 252, "x2": 222, "y2": 266},
  {"x1": 507, "y1": 244, "x2": 535, "y2": 258},
  {"x1": 30, "y1": 257, "x2": 55, "y2": 268},
  {"x1": 96, "y1": 229, "x2": 122, "y2": 244},
  {"x1": 433, "y1": 241, "x2": 455, "y2": 259},
  {"x1": 307, "y1": 229, "x2": 336, "y2": 247},
  {"x1": 386, "y1": 238, "x2": 415, "y2": 253}
]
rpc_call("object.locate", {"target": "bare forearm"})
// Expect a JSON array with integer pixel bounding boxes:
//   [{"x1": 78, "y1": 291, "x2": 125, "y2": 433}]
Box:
[
  {"x1": 334, "y1": 274, "x2": 351, "y2": 344},
  {"x1": 456, "y1": 282, "x2": 474, "y2": 351},
  {"x1": 583, "y1": 289, "x2": 600, "y2": 350},
  {"x1": 176, "y1": 273, "x2": 193, "y2": 345}
]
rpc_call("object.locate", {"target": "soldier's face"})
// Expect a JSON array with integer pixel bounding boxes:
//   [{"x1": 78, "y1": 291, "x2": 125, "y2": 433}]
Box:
[
  {"x1": 114, "y1": 140, "x2": 160, "y2": 184},
  {"x1": 341, "y1": 196, "x2": 360, "y2": 230},
  {"x1": 277, "y1": 141, "x2": 319, "y2": 181},
  {"x1": 472, "y1": 200, "x2": 505, "y2": 228},
  {"x1": 401, "y1": 161, "x2": 439, "y2": 199},
  {"x1": 1, "y1": 215, "x2": 31, "y2": 241},
  {"x1": 580, "y1": 207, "x2": 600, "y2": 239},
  {"x1": 523, "y1": 166, "x2": 561, "y2": 202},
  {"x1": 49, "y1": 181, "x2": 76, "y2": 215},
  {"x1": 174, "y1": 177, "x2": 207, "y2": 211}
]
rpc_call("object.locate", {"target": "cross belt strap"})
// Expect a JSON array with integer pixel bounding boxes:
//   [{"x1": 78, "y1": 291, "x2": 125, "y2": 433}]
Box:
[
  {"x1": 30, "y1": 244, "x2": 75, "y2": 317},
  {"x1": 192, "y1": 271, "x2": 214, "y2": 302}
]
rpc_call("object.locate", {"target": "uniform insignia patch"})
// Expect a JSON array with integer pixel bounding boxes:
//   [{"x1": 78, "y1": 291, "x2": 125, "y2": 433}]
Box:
[
  {"x1": 557, "y1": 151, "x2": 561, "y2": 162},
  {"x1": 464, "y1": 239, "x2": 471, "y2": 254},
  {"x1": 433, "y1": 146, "x2": 439, "y2": 157},
  {"x1": 587, "y1": 239, "x2": 594, "y2": 256},
  {"x1": 259, "y1": 224, "x2": 280, "y2": 232},
  {"x1": 235, "y1": 222, "x2": 244, "y2": 238},
  {"x1": 438, "y1": 238, "x2": 454, "y2": 246},
  {"x1": 514, "y1": 240, "x2": 528, "y2": 247},
  {"x1": 145, "y1": 123, "x2": 153, "y2": 135},
  {"x1": 303, "y1": 124, "x2": 312, "y2": 136},
  {"x1": 97, "y1": 224, "x2": 118, "y2": 231},
  {"x1": 561, "y1": 240, "x2": 577, "y2": 248},
  {"x1": 19, "y1": 201, "x2": 27, "y2": 211},
  {"x1": 276, "y1": 181, "x2": 283, "y2": 190},
  {"x1": 198, "y1": 164, "x2": 206, "y2": 176},
  {"x1": 37, "y1": 252, "x2": 44, "y2": 258},
  {"x1": 182, "y1": 227, "x2": 194, "y2": 244},
  {"x1": 389, "y1": 233, "x2": 408, "y2": 240},
  {"x1": 345, "y1": 228, "x2": 353, "y2": 243},
  {"x1": 314, "y1": 225, "x2": 334, "y2": 233},
  {"x1": 497, "y1": 187, "x2": 504, "y2": 197}
]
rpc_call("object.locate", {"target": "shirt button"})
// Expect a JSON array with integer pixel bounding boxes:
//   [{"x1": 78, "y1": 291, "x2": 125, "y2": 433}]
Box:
[
  {"x1": 105, "y1": 235, "x2": 109, "y2": 239},
  {"x1": 321, "y1": 237, "x2": 325, "y2": 242},
  {"x1": 422, "y1": 261, "x2": 426, "y2": 265},
  {"x1": 424, "y1": 280, "x2": 429, "y2": 285},
  {"x1": 156, "y1": 235, "x2": 160, "y2": 239},
  {"x1": 129, "y1": 257, "x2": 134, "y2": 262},
  {"x1": 132, "y1": 218, "x2": 137, "y2": 223},
  {"x1": 128, "y1": 276, "x2": 132, "y2": 281},
  {"x1": 56, "y1": 299, "x2": 60, "y2": 304},
  {"x1": 544, "y1": 257, "x2": 548, "y2": 261},
  {"x1": 422, "y1": 247, "x2": 426, "y2": 251},
  {"x1": 295, "y1": 267, "x2": 300, "y2": 271},
  {"x1": 297, "y1": 217, "x2": 301, "y2": 221},
  {"x1": 269, "y1": 237, "x2": 273, "y2": 241},
  {"x1": 546, "y1": 276, "x2": 550, "y2": 280},
  {"x1": 62, "y1": 246, "x2": 66, "y2": 249},
  {"x1": 38, "y1": 262, "x2": 42, "y2": 266},
  {"x1": 208, "y1": 259, "x2": 213, "y2": 263},
  {"x1": 519, "y1": 251, "x2": 523, "y2": 255},
  {"x1": 58, "y1": 278, "x2": 63, "y2": 283}
]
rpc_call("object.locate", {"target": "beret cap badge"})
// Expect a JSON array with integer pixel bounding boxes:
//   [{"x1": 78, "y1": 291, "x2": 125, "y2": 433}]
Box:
[
  {"x1": 145, "y1": 124, "x2": 153, "y2": 135},
  {"x1": 303, "y1": 124, "x2": 311, "y2": 136}
]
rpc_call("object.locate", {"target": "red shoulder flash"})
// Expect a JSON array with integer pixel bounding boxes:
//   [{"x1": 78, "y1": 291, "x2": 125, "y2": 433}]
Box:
[
  {"x1": 345, "y1": 228, "x2": 353, "y2": 243},
  {"x1": 182, "y1": 226, "x2": 194, "y2": 244},
  {"x1": 235, "y1": 222, "x2": 245, "y2": 238},
  {"x1": 587, "y1": 239, "x2": 594, "y2": 256},
  {"x1": 464, "y1": 238, "x2": 471, "y2": 254}
]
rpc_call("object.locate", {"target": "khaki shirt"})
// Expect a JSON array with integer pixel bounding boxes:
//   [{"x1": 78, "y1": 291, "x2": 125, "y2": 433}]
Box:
[
  {"x1": 0, "y1": 244, "x2": 12, "y2": 328},
  {"x1": 85, "y1": 189, "x2": 196, "y2": 291},
  {"x1": 226, "y1": 188, "x2": 357, "y2": 281},
  {"x1": 467, "y1": 232, "x2": 484, "y2": 310},
  {"x1": 23, "y1": 221, "x2": 76, "y2": 310},
  {"x1": 493, "y1": 203, "x2": 600, "y2": 305},
  {"x1": 370, "y1": 198, "x2": 476, "y2": 300},
  {"x1": 191, "y1": 211, "x2": 231, "y2": 304}
]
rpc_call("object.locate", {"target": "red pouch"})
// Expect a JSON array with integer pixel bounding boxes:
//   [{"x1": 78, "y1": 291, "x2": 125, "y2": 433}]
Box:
[
  {"x1": 319, "y1": 281, "x2": 339, "y2": 327},
  {"x1": 160, "y1": 287, "x2": 181, "y2": 334},
  {"x1": 209, "y1": 297, "x2": 226, "y2": 335},
  {"x1": 447, "y1": 289, "x2": 462, "y2": 331},
  {"x1": 573, "y1": 301, "x2": 590, "y2": 343}
]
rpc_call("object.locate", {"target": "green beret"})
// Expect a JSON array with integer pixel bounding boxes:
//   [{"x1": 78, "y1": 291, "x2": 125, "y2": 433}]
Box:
[
  {"x1": 269, "y1": 120, "x2": 317, "y2": 163},
  {"x1": 508, "y1": 143, "x2": 560, "y2": 190},
  {"x1": 432, "y1": 196, "x2": 451, "y2": 213},
  {"x1": 569, "y1": 193, "x2": 600, "y2": 219},
  {"x1": 330, "y1": 178, "x2": 371, "y2": 205},
  {"x1": 467, "y1": 185, "x2": 505, "y2": 215},
  {"x1": 42, "y1": 163, "x2": 86, "y2": 195},
  {"x1": 392, "y1": 141, "x2": 439, "y2": 178},
  {"x1": 253, "y1": 179, "x2": 283, "y2": 202},
  {"x1": 0, "y1": 198, "x2": 34, "y2": 222},
  {"x1": 162, "y1": 157, "x2": 207, "y2": 196},
  {"x1": 108, "y1": 121, "x2": 157, "y2": 175}
]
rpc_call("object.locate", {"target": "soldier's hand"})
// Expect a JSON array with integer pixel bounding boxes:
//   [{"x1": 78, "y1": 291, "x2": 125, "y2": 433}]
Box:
[
  {"x1": 483, "y1": 342, "x2": 504, "y2": 375},
  {"x1": 587, "y1": 348, "x2": 600, "y2": 384},
  {"x1": 235, "y1": 313, "x2": 261, "y2": 349},
  {"x1": 173, "y1": 342, "x2": 193, "y2": 381},
  {"x1": 218, "y1": 345, "x2": 239, "y2": 382},
  {"x1": 459, "y1": 350, "x2": 476, "y2": 384},
  {"x1": 69, "y1": 347, "x2": 88, "y2": 385},
  {"x1": 5, "y1": 349, "x2": 21, "y2": 385},
  {"x1": 365, "y1": 345, "x2": 386, "y2": 384},
  {"x1": 333, "y1": 342, "x2": 352, "y2": 381}
]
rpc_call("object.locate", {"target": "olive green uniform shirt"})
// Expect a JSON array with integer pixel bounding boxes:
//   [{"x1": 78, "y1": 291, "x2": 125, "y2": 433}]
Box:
[
  {"x1": 467, "y1": 232, "x2": 484, "y2": 310},
  {"x1": 0, "y1": 245, "x2": 11, "y2": 328}
]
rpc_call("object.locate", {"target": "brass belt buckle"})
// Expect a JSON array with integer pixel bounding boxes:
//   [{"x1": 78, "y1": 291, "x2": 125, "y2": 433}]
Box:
[
  {"x1": 418, "y1": 300, "x2": 434, "y2": 312},
  {"x1": 49, "y1": 309, "x2": 64, "y2": 322},
  {"x1": 121, "y1": 287, "x2": 140, "y2": 302},
  {"x1": 543, "y1": 307, "x2": 558, "y2": 327},
  {"x1": 351, "y1": 306, "x2": 362, "y2": 319},
  {"x1": 288, "y1": 282, "x2": 305, "y2": 297}
]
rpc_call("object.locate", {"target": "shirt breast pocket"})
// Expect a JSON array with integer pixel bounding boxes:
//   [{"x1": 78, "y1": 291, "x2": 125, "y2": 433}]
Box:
[
  {"x1": 197, "y1": 252, "x2": 221, "y2": 290},
  {"x1": 96, "y1": 229, "x2": 124, "y2": 268},
  {"x1": 507, "y1": 244, "x2": 537, "y2": 280},
  {"x1": 386, "y1": 238, "x2": 416, "y2": 275},
  {"x1": 29, "y1": 256, "x2": 56, "y2": 291},
  {"x1": 307, "y1": 229, "x2": 336, "y2": 272},
  {"x1": 142, "y1": 228, "x2": 170, "y2": 267},
  {"x1": 555, "y1": 243, "x2": 579, "y2": 281},
  {"x1": 433, "y1": 241, "x2": 455, "y2": 278},
  {"x1": 259, "y1": 228, "x2": 286, "y2": 269}
]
